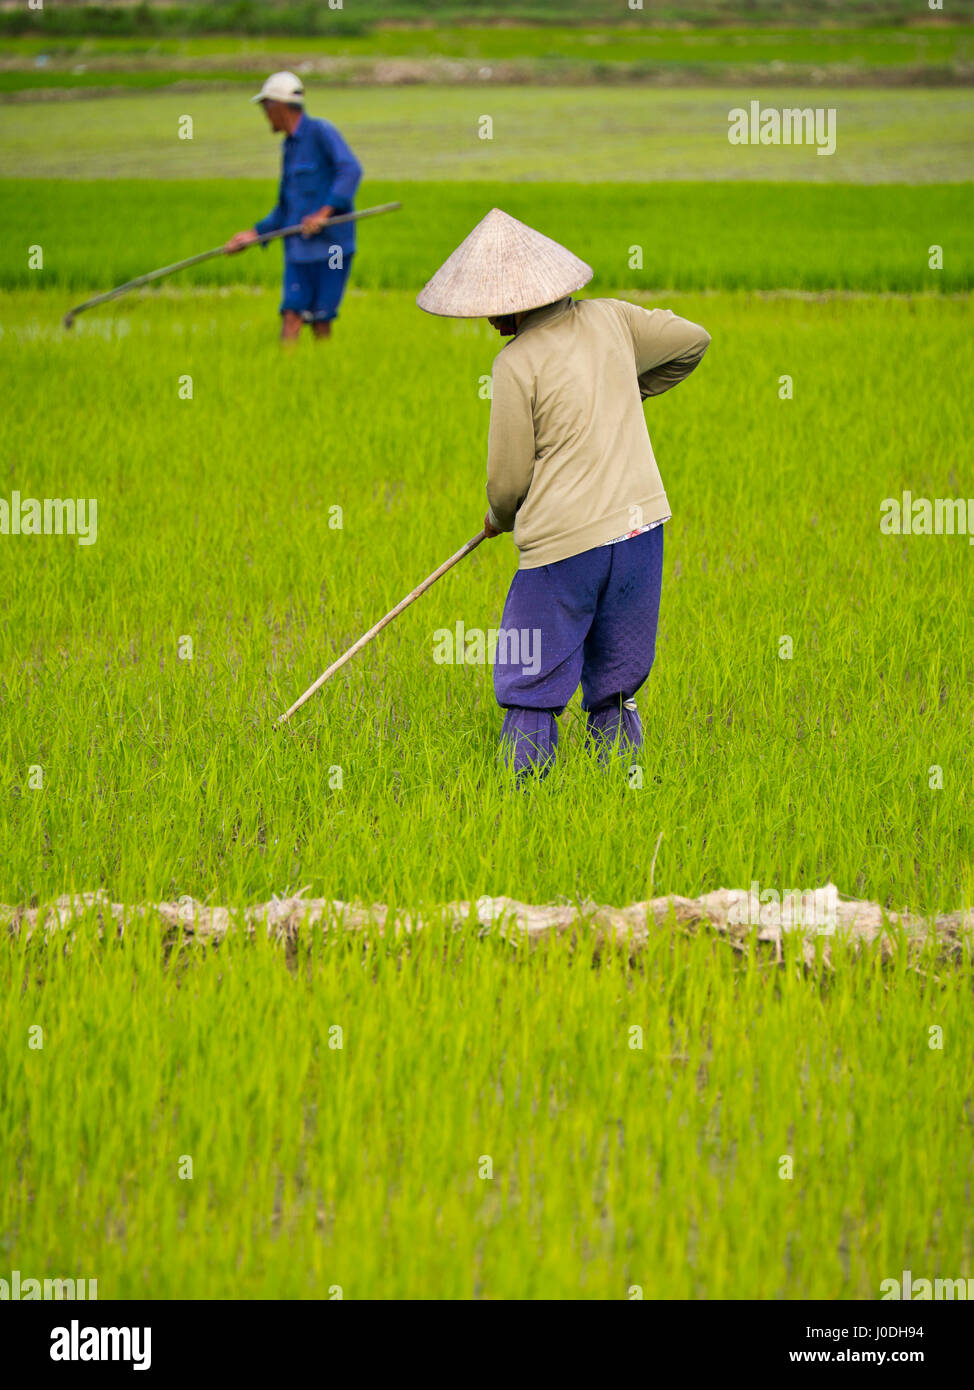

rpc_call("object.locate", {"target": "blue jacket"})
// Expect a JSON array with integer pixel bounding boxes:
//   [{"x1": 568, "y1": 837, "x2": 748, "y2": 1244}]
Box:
[{"x1": 254, "y1": 113, "x2": 363, "y2": 262}]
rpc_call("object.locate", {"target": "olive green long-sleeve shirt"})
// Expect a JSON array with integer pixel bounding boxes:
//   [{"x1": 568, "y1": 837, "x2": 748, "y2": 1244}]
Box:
[{"x1": 486, "y1": 296, "x2": 710, "y2": 568}]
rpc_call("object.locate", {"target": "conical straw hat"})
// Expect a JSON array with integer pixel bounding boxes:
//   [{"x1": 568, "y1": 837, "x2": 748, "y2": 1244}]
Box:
[{"x1": 416, "y1": 208, "x2": 593, "y2": 318}]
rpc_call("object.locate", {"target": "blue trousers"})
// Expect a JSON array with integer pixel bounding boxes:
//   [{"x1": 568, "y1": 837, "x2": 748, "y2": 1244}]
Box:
[
  {"x1": 280, "y1": 255, "x2": 354, "y2": 322},
  {"x1": 493, "y1": 526, "x2": 664, "y2": 773}
]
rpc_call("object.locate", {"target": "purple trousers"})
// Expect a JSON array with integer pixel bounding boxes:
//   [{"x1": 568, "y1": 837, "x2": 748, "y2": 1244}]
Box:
[{"x1": 493, "y1": 525, "x2": 664, "y2": 773}]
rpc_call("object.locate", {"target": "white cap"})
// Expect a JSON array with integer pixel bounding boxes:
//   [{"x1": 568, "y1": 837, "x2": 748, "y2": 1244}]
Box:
[{"x1": 251, "y1": 71, "x2": 305, "y2": 106}]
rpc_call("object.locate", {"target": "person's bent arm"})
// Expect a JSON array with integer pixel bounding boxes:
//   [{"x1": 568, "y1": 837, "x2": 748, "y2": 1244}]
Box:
[
  {"x1": 486, "y1": 354, "x2": 535, "y2": 534},
  {"x1": 623, "y1": 303, "x2": 711, "y2": 398}
]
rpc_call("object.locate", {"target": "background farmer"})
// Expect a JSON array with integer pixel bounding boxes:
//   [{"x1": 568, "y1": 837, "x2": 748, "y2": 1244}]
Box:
[
  {"x1": 417, "y1": 209, "x2": 711, "y2": 776},
  {"x1": 226, "y1": 71, "x2": 362, "y2": 343}
]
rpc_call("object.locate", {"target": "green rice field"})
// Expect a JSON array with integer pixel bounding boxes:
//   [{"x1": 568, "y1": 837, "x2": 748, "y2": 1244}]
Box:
[
  {"x1": 1, "y1": 54, "x2": 972, "y2": 1303},
  {"x1": 2, "y1": 180, "x2": 971, "y2": 294},
  {"x1": 4, "y1": 907, "x2": 972, "y2": 1299},
  {"x1": 1, "y1": 286, "x2": 970, "y2": 910},
  {"x1": 2, "y1": 87, "x2": 972, "y2": 183},
  {"x1": 2, "y1": 24, "x2": 972, "y2": 93}
]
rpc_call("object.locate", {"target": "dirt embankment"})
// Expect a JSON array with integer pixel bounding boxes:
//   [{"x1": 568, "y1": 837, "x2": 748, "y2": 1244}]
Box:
[{"x1": 5, "y1": 885, "x2": 972, "y2": 970}]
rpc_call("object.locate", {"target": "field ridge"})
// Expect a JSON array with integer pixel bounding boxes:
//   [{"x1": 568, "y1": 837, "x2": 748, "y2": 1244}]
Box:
[{"x1": 8, "y1": 887, "x2": 974, "y2": 968}]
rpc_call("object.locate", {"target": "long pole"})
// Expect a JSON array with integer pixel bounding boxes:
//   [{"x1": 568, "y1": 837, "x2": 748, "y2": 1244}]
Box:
[
  {"x1": 62, "y1": 201, "x2": 402, "y2": 328},
  {"x1": 277, "y1": 530, "x2": 487, "y2": 727}
]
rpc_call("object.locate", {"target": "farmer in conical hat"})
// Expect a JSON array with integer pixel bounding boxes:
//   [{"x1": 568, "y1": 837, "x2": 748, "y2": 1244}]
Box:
[{"x1": 417, "y1": 209, "x2": 711, "y2": 776}]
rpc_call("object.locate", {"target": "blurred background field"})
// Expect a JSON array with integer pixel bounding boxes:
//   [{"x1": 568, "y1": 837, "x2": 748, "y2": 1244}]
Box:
[
  {"x1": 3, "y1": 0, "x2": 973, "y2": 38},
  {"x1": 3, "y1": 86, "x2": 974, "y2": 182},
  {"x1": 2, "y1": 26, "x2": 972, "y2": 92},
  {"x1": 2, "y1": 0, "x2": 972, "y2": 93},
  {"x1": 3, "y1": 180, "x2": 971, "y2": 293}
]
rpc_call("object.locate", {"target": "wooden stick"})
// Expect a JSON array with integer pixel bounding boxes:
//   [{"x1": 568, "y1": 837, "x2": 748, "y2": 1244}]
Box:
[
  {"x1": 62, "y1": 202, "x2": 401, "y2": 328},
  {"x1": 277, "y1": 530, "x2": 487, "y2": 726}
]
